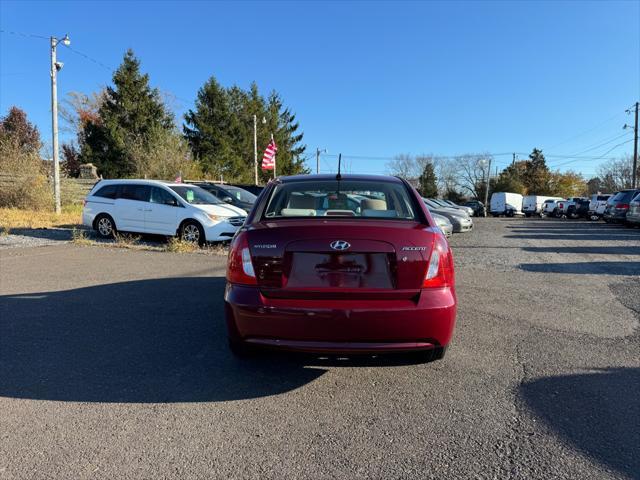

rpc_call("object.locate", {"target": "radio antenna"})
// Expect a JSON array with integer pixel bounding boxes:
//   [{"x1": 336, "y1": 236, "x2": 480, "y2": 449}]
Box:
[{"x1": 336, "y1": 153, "x2": 342, "y2": 180}]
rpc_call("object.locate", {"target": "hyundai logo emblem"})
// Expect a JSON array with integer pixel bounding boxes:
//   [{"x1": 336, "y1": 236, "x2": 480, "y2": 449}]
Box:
[{"x1": 330, "y1": 240, "x2": 351, "y2": 251}]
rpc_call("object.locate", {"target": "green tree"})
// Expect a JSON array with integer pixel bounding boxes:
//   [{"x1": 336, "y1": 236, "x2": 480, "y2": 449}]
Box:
[
  {"x1": 184, "y1": 77, "x2": 307, "y2": 184},
  {"x1": 418, "y1": 162, "x2": 438, "y2": 197},
  {"x1": 80, "y1": 49, "x2": 174, "y2": 177},
  {"x1": 523, "y1": 148, "x2": 551, "y2": 194}
]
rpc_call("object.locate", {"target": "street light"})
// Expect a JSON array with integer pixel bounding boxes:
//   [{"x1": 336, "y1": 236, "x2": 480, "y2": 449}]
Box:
[{"x1": 50, "y1": 33, "x2": 70, "y2": 214}]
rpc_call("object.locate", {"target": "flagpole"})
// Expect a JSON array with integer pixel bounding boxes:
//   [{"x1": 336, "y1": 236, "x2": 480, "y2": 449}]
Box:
[{"x1": 271, "y1": 133, "x2": 276, "y2": 179}]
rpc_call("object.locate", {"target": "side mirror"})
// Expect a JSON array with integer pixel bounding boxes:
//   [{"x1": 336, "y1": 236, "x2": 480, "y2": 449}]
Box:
[
  {"x1": 165, "y1": 198, "x2": 178, "y2": 207},
  {"x1": 223, "y1": 196, "x2": 233, "y2": 204}
]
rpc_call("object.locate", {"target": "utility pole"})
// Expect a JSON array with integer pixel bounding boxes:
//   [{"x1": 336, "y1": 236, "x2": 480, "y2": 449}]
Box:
[
  {"x1": 483, "y1": 158, "x2": 492, "y2": 217},
  {"x1": 633, "y1": 102, "x2": 639, "y2": 188},
  {"x1": 512, "y1": 153, "x2": 516, "y2": 166},
  {"x1": 316, "y1": 148, "x2": 326, "y2": 174},
  {"x1": 253, "y1": 114, "x2": 258, "y2": 185},
  {"x1": 49, "y1": 34, "x2": 70, "y2": 214},
  {"x1": 50, "y1": 38, "x2": 61, "y2": 214}
]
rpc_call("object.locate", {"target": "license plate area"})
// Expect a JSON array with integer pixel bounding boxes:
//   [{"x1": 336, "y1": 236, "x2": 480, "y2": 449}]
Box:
[{"x1": 286, "y1": 252, "x2": 393, "y2": 289}]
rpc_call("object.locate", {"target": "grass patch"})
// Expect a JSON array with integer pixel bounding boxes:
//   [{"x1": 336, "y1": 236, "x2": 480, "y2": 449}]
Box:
[
  {"x1": 0, "y1": 205, "x2": 83, "y2": 231},
  {"x1": 165, "y1": 237, "x2": 200, "y2": 253},
  {"x1": 71, "y1": 227, "x2": 93, "y2": 246}
]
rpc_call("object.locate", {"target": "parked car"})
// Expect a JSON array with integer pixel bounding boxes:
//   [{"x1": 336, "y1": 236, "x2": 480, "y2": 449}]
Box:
[
  {"x1": 626, "y1": 191, "x2": 640, "y2": 227},
  {"x1": 82, "y1": 180, "x2": 247, "y2": 244},
  {"x1": 432, "y1": 212, "x2": 453, "y2": 237},
  {"x1": 229, "y1": 184, "x2": 265, "y2": 196},
  {"x1": 225, "y1": 174, "x2": 457, "y2": 361},
  {"x1": 557, "y1": 197, "x2": 585, "y2": 217},
  {"x1": 423, "y1": 198, "x2": 473, "y2": 232},
  {"x1": 189, "y1": 181, "x2": 257, "y2": 213},
  {"x1": 603, "y1": 189, "x2": 640, "y2": 223},
  {"x1": 566, "y1": 198, "x2": 591, "y2": 219},
  {"x1": 464, "y1": 200, "x2": 485, "y2": 217},
  {"x1": 587, "y1": 194, "x2": 612, "y2": 220},
  {"x1": 438, "y1": 199, "x2": 475, "y2": 217},
  {"x1": 541, "y1": 199, "x2": 560, "y2": 217},
  {"x1": 490, "y1": 192, "x2": 524, "y2": 217},
  {"x1": 523, "y1": 195, "x2": 563, "y2": 217}
]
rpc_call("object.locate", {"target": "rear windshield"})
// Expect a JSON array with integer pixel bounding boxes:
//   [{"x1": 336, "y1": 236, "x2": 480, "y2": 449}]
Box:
[
  {"x1": 222, "y1": 186, "x2": 257, "y2": 203},
  {"x1": 611, "y1": 190, "x2": 639, "y2": 203},
  {"x1": 263, "y1": 180, "x2": 419, "y2": 220}
]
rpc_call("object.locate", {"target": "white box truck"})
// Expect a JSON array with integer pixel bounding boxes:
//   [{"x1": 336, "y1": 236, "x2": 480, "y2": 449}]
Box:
[
  {"x1": 490, "y1": 192, "x2": 524, "y2": 217},
  {"x1": 522, "y1": 195, "x2": 563, "y2": 217}
]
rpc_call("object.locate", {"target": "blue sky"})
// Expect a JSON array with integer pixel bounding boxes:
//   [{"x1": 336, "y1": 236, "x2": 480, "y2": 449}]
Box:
[{"x1": 1, "y1": 0, "x2": 638, "y2": 178}]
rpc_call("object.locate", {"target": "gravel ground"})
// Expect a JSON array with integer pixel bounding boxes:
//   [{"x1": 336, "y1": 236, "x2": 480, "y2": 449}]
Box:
[{"x1": 0, "y1": 217, "x2": 638, "y2": 479}]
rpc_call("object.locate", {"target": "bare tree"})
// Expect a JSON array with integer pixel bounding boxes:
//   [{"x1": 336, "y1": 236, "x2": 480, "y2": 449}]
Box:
[
  {"x1": 433, "y1": 157, "x2": 458, "y2": 195},
  {"x1": 596, "y1": 155, "x2": 637, "y2": 191},
  {"x1": 59, "y1": 90, "x2": 107, "y2": 135},
  {"x1": 454, "y1": 154, "x2": 493, "y2": 199},
  {"x1": 386, "y1": 153, "x2": 419, "y2": 180}
]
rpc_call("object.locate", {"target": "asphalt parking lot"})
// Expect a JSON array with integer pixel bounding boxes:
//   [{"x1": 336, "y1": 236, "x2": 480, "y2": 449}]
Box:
[{"x1": 1, "y1": 218, "x2": 638, "y2": 480}]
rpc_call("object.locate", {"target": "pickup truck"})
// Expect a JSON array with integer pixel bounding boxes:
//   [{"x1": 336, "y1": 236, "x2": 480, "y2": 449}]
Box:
[{"x1": 588, "y1": 194, "x2": 612, "y2": 220}]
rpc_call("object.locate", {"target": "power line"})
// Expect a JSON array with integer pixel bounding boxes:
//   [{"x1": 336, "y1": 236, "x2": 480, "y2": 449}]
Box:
[
  {"x1": 541, "y1": 109, "x2": 628, "y2": 151},
  {"x1": 0, "y1": 29, "x2": 49, "y2": 40},
  {"x1": 61, "y1": 44, "x2": 113, "y2": 71},
  {"x1": 549, "y1": 139, "x2": 634, "y2": 168}
]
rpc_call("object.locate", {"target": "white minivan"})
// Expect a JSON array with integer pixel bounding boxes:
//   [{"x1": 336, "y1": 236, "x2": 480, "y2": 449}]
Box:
[
  {"x1": 490, "y1": 192, "x2": 524, "y2": 217},
  {"x1": 82, "y1": 180, "x2": 247, "y2": 244}
]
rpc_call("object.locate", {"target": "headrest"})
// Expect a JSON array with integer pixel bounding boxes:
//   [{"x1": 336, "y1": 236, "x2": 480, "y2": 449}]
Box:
[{"x1": 361, "y1": 198, "x2": 387, "y2": 210}]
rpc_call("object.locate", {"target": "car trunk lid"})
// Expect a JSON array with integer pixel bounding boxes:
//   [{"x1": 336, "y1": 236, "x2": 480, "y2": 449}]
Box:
[{"x1": 246, "y1": 220, "x2": 436, "y2": 299}]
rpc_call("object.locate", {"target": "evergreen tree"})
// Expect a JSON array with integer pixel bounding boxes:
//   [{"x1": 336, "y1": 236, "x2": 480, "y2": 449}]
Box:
[
  {"x1": 184, "y1": 77, "x2": 307, "y2": 184},
  {"x1": 418, "y1": 162, "x2": 438, "y2": 197},
  {"x1": 80, "y1": 49, "x2": 173, "y2": 177},
  {"x1": 523, "y1": 148, "x2": 551, "y2": 194},
  {"x1": 184, "y1": 77, "x2": 244, "y2": 179}
]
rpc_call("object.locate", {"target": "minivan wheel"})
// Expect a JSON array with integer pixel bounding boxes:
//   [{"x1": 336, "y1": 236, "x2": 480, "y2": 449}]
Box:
[
  {"x1": 95, "y1": 214, "x2": 116, "y2": 238},
  {"x1": 180, "y1": 220, "x2": 205, "y2": 246}
]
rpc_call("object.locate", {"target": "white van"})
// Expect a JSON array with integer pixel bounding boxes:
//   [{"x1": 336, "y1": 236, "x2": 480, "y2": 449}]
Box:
[
  {"x1": 522, "y1": 195, "x2": 563, "y2": 217},
  {"x1": 82, "y1": 179, "x2": 247, "y2": 244},
  {"x1": 490, "y1": 192, "x2": 524, "y2": 217}
]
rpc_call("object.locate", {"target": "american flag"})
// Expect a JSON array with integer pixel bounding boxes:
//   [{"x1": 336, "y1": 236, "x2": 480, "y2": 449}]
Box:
[{"x1": 261, "y1": 138, "x2": 277, "y2": 170}]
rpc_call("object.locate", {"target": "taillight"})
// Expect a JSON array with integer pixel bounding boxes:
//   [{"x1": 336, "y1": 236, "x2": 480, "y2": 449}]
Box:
[
  {"x1": 616, "y1": 203, "x2": 629, "y2": 210},
  {"x1": 423, "y1": 236, "x2": 455, "y2": 288},
  {"x1": 226, "y1": 232, "x2": 257, "y2": 285}
]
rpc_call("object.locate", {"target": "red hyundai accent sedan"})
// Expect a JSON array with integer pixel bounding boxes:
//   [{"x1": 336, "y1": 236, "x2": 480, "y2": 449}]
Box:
[{"x1": 225, "y1": 174, "x2": 457, "y2": 362}]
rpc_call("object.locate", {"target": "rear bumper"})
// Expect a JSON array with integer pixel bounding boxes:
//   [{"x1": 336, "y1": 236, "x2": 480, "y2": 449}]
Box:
[
  {"x1": 603, "y1": 211, "x2": 627, "y2": 222},
  {"x1": 224, "y1": 284, "x2": 457, "y2": 353}
]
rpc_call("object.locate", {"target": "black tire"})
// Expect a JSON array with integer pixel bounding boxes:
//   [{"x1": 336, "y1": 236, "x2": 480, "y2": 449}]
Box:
[
  {"x1": 410, "y1": 346, "x2": 446, "y2": 363},
  {"x1": 524, "y1": 212, "x2": 531, "y2": 218},
  {"x1": 179, "y1": 220, "x2": 205, "y2": 246},
  {"x1": 228, "y1": 338, "x2": 257, "y2": 358},
  {"x1": 506, "y1": 209, "x2": 515, "y2": 218},
  {"x1": 94, "y1": 214, "x2": 117, "y2": 238}
]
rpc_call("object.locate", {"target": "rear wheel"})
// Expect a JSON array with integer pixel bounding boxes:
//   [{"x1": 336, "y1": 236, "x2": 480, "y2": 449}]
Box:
[
  {"x1": 179, "y1": 220, "x2": 205, "y2": 246},
  {"x1": 94, "y1": 214, "x2": 116, "y2": 239}
]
